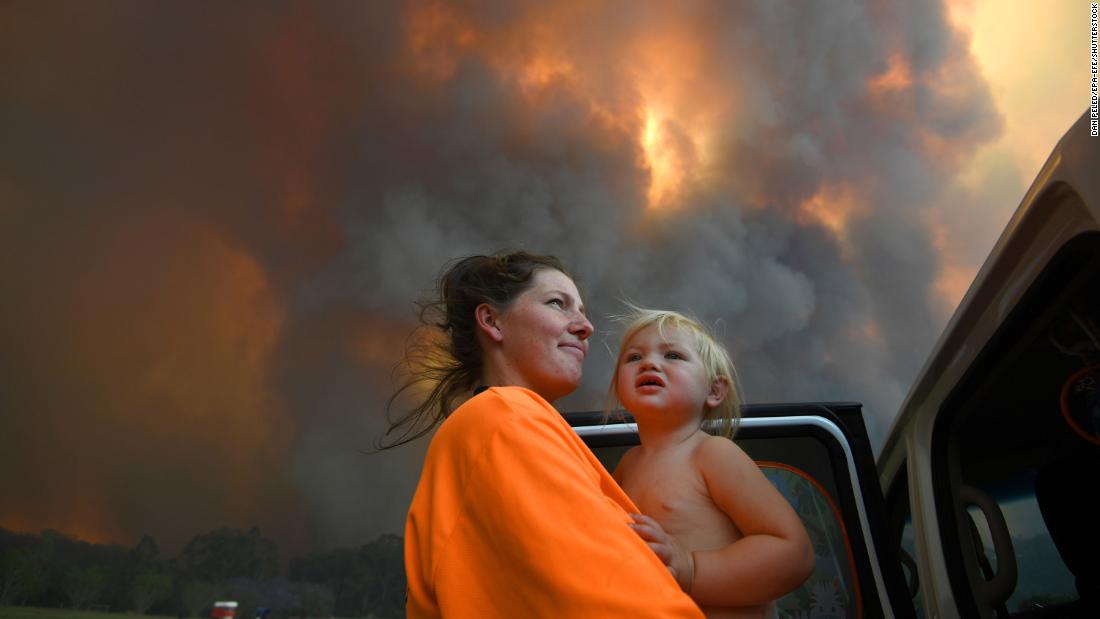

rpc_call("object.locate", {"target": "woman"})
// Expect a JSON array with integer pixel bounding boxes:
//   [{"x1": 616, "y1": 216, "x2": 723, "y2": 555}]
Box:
[{"x1": 386, "y1": 251, "x2": 703, "y2": 618}]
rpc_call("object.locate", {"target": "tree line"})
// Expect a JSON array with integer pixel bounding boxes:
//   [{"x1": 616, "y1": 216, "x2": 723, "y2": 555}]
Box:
[{"x1": 0, "y1": 526, "x2": 404, "y2": 618}]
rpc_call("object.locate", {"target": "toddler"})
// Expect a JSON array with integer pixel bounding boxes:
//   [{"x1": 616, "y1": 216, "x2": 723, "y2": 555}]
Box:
[{"x1": 609, "y1": 307, "x2": 813, "y2": 618}]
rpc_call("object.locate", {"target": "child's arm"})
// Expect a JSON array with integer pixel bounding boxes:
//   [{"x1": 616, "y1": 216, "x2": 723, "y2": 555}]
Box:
[{"x1": 688, "y1": 436, "x2": 814, "y2": 605}]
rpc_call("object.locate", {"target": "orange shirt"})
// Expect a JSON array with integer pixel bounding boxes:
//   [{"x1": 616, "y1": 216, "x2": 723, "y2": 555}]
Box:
[{"x1": 405, "y1": 386, "x2": 704, "y2": 618}]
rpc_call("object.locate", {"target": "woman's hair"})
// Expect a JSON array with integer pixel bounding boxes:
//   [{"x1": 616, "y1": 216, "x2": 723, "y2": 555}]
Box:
[
  {"x1": 379, "y1": 250, "x2": 570, "y2": 449},
  {"x1": 605, "y1": 305, "x2": 743, "y2": 438}
]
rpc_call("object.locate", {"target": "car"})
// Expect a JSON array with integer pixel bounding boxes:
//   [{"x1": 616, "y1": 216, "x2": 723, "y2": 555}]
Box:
[{"x1": 568, "y1": 109, "x2": 1099, "y2": 618}]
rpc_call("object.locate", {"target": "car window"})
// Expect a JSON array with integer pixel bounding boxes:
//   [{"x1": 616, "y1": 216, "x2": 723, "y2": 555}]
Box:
[
  {"x1": 883, "y1": 465, "x2": 924, "y2": 617},
  {"x1": 931, "y1": 229, "x2": 1100, "y2": 617},
  {"x1": 960, "y1": 476, "x2": 1079, "y2": 613},
  {"x1": 898, "y1": 516, "x2": 924, "y2": 618},
  {"x1": 760, "y1": 462, "x2": 860, "y2": 618}
]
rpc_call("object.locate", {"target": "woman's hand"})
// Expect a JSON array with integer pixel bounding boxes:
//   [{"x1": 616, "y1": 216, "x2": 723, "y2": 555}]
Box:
[{"x1": 628, "y1": 513, "x2": 695, "y2": 593}]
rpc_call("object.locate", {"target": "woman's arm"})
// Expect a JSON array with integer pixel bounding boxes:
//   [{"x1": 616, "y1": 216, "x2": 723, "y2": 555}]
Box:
[{"x1": 420, "y1": 389, "x2": 703, "y2": 617}]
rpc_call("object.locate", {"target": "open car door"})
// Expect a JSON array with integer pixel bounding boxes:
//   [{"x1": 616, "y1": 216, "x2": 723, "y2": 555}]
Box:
[{"x1": 876, "y1": 111, "x2": 1100, "y2": 618}]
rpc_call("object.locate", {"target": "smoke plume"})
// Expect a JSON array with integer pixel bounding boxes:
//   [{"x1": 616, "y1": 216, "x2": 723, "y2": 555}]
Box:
[{"x1": 0, "y1": 0, "x2": 1002, "y2": 551}]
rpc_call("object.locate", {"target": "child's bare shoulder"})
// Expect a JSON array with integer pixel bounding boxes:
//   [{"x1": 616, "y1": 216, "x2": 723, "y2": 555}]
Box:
[
  {"x1": 612, "y1": 445, "x2": 641, "y2": 482},
  {"x1": 619, "y1": 444, "x2": 641, "y2": 466},
  {"x1": 692, "y1": 434, "x2": 756, "y2": 472}
]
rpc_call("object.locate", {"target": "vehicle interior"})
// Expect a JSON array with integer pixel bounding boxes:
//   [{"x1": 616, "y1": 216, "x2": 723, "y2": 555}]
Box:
[{"x1": 916, "y1": 225, "x2": 1100, "y2": 618}]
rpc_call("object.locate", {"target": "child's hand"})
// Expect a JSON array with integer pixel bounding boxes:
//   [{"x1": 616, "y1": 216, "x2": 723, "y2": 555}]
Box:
[{"x1": 628, "y1": 513, "x2": 695, "y2": 593}]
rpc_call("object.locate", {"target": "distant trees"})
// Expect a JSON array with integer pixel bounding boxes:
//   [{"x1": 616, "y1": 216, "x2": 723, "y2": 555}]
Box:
[
  {"x1": 0, "y1": 528, "x2": 125, "y2": 611},
  {"x1": 0, "y1": 530, "x2": 51, "y2": 606},
  {"x1": 131, "y1": 570, "x2": 172, "y2": 614},
  {"x1": 0, "y1": 526, "x2": 405, "y2": 618},
  {"x1": 62, "y1": 565, "x2": 109, "y2": 609},
  {"x1": 289, "y1": 533, "x2": 404, "y2": 617},
  {"x1": 0, "y1": 549, "x2": 43, "y2": 605},
  {"x1": 128, "y1": 535, "x2": 172, "y2": 613},
  {"x1": 294, "y1": 582, "x2": 336, "y2": 618},
  {"x1": 173, "y1": 527, "x2": 279, "y2": 585},
  {"x1": 180, "y1": 580, "x2": 226, "y2": 618}
]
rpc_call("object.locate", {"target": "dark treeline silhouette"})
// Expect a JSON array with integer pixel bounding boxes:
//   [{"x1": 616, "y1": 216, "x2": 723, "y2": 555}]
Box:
[{"x1": 0, "y1": 527, "x2": 405, "y2": 618}]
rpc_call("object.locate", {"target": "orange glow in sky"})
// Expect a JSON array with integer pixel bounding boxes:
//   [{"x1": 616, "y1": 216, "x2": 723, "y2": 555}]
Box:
[
  {"x1": 933, "y1": 0, "x2": 1084, "y2": 312},
  {"x1": 642, "y1": 105, "x2": 701, "y2": 210},
  {"x1": 404, "y1": 2, "x2": 727, "y2": 212},
  {"x1": 797, "y1": 184, "x2": 867, "y2": 253},
  {"x1": 405, "y1": 0, "x2": 1083, "y2": 323},
  {"x1": 867, "y1": 53, "x2": 914, "y2": 95}
]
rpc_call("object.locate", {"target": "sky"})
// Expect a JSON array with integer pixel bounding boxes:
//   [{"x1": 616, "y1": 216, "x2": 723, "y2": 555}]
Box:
[{"x1": 0, "y1": 0, "x2": 1090, "y2": 556}]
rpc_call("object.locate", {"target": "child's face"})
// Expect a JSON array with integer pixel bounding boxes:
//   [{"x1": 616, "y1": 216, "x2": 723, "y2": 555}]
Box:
[{"x1": 615, "y1": 324, "x2": 716, "y2": 421}]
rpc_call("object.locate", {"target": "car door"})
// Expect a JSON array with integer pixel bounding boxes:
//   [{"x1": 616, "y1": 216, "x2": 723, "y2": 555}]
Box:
[
  {"x1": 567, "y1": 403, "x2": 915, "y2": 618},
  {"x1": 876, "y1": 110, "x2": 1100, "y2": 619}
]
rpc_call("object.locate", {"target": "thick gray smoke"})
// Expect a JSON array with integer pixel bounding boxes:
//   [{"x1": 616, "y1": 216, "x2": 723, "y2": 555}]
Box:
[{"x1": 0, "y1": 0, "x2": 1001, "y2": 552}]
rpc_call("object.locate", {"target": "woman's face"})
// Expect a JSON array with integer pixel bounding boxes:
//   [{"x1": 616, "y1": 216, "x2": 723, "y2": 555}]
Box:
[{"x1": 494, "y1": 269, "x2": 594, "y2": 403}]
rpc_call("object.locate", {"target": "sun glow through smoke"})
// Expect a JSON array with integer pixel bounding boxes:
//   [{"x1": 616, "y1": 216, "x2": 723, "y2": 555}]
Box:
[
  {"x1": 641, "y1": 106, "x2": 696, "y2": 210},
  {"x1": 404, "y1": 2, "x2": 726, "y2": 212},
  {"x1": 797, "y1": 184, "x2": 866, "y2": 250}
]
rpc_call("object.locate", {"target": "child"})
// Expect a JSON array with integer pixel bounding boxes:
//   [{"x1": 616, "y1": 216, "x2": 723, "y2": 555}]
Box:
[{"x1": 608, "y1": 307, "x2": 814, "y2": 619}]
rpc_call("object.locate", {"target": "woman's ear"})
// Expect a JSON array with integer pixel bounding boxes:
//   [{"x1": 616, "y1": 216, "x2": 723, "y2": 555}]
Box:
[
  {"x1": 475, "y1": 303, "x2": 504, "y2": 343},
  {"x1": 706, "y1": 376, "x2": 731, "y2": 409}
]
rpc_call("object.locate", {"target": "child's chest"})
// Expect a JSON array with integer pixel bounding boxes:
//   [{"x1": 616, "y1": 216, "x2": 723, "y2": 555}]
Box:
[
  {"x1": 622, "y1": 455, "x2": 704, "y2": 510},
  {"x1": 621, "y1": 454, "x2": 741, "y2": 546}
]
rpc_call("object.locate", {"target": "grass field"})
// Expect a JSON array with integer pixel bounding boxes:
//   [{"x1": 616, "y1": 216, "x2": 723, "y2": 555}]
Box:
[{"x1": 0, "y1": 608, "x2": 176, "y2": 619}]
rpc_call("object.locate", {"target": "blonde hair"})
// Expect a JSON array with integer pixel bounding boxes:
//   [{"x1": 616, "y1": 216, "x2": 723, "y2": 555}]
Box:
[{"x1": 606, "y1": 305, "x2": 742, "y2": 438}]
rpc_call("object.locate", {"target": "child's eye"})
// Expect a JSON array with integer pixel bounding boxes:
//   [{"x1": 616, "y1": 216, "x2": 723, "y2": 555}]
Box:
[
  {"x1": 665, "y1": 351, "x2": 683, "y2": 360},
  {"x1": 624, "y1": 352, "x2": 641, "y2": 362}
]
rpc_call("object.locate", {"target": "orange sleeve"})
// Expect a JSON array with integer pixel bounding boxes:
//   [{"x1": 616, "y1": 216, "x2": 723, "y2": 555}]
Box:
[{"x1": 407, "y1": 388, "x2": 702, "y2": 619}]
